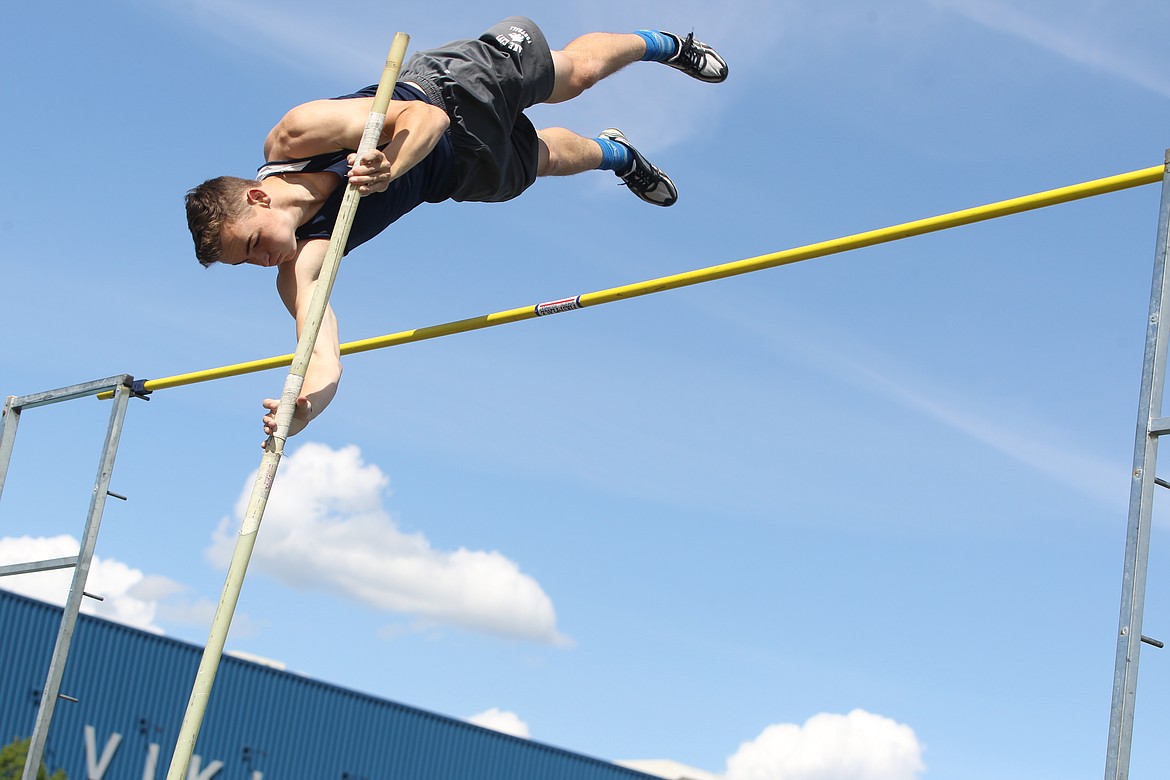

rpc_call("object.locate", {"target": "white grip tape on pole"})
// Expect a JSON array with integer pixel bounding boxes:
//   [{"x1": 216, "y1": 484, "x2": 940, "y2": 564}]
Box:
[
  {"x1": 357, "y1": 113, "x2": 387, "y2": 157},
  {"x1": 274, "y1": 377, "x2": 305, "y2": 439},
  {"x1": 239, "y1": 457, "x2": 278, "y2": 536}
]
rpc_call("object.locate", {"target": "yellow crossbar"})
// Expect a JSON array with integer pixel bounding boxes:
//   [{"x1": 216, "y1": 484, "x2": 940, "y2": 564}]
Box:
[{"x1": 111, "y1": 163, "x2": 1166, "y2": 397}]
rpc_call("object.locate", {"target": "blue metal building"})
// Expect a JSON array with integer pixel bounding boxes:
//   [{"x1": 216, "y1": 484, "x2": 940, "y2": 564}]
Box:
[{"x1": 0, "y1": 590, "x2": 655, "y2": 780}]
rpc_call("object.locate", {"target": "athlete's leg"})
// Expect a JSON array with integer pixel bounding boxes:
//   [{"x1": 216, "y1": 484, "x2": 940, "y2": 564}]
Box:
[
  {"x1": 546, "y1": 33, "x2": 645, "y2": 104},
  {"x1": 545, "y1": 29, "x2": 729, "y2": 104},
  {"x1": 536, "y1": 127, "x2": 603, "y2": 176},
  {"x1": 536, "y1": 127, "x2": 678, "y2": 207}
]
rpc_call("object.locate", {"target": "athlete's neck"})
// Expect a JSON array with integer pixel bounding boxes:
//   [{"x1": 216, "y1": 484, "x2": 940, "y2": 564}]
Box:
[{"x1": 262, "y1": 173, "x2": 339, "y2": 228}]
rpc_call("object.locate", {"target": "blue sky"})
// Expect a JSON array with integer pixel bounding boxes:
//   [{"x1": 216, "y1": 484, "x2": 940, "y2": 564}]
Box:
[{"x1": 3, "y1": 1, "x2": 1170, "y2": 778}]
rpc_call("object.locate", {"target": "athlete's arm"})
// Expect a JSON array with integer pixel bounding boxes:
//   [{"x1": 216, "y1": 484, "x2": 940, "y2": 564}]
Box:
[
  {"x1": 260, "y1": 239, "x2": 342, "y2": 440},
  {"x1": 264, "y1": 97, "x2": 450, "y2": 193}
]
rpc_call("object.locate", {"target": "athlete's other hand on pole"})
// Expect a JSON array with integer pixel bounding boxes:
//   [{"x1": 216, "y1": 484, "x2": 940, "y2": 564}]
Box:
[
  {"x1": 261, "y1": 396, "x2": 313, "y2": 445},
  {"x1": 348, "y1": 150, "x2": 393, "y2": 196}
]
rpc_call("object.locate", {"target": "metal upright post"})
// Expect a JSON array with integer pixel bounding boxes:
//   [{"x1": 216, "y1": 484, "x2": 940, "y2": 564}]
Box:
[
  {"x1": 0, "y1": 396, "x2": 22, "y2": 500},
  {"x1": 1104, "y1": 152, "x2": 1170, "y2": 780},
  {"x1": 0, "y1": 377, "x2": 137, "y2": 780}
]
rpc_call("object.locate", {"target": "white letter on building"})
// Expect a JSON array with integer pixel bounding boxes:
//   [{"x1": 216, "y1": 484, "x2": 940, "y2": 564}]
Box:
[
  {"x1": 142, "y1": 742, "x2": 160, "y2": 780},
  {"x1": 188, "y1": 756, "x2": 224, "y2": 780},
  {"x1": 83, "y1": 725, "x2": 122, "y2": 780}
]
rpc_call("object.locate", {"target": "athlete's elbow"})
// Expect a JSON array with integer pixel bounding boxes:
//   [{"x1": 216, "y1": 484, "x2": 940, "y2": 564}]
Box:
[
  {"x1": 431, "y1": 105, "x2": 450, "y2": 135},
  {"x1": 409, "y1": 102, "x2": 450, "y2": 136}
]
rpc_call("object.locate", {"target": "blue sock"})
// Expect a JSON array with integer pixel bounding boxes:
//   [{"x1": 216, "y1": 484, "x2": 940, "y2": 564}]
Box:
[
  {"x1": 594, "y1": 137, "x2": 632, "y2": 172},
  {"x1": 635, "y1": 30, "x2": 677, "y2": 62}
]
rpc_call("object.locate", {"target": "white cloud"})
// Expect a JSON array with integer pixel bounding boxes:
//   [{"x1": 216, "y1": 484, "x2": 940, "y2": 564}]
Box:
[
  {"x1": 0, "y1": 535, "x2": 181, "y2": 633},
  {"x1": 618, "y1": 759, "x2": 723, "y2": 780},
  {"x1": 467, "y1": 708, "x2": 531, "y2": 739},
  {"x1": 725, "y1": 710, "x2": 925, "y2": 780},
  {"x1": 839, "y1": 352, "x2": 1126, "y2": 508},
  {"x1": 932, "y1": 0, "x2": 1170, "y2": 98},
  {"x1": 693, "y1": 293, "x2": 1127, "y2": 509},
  {"x1": 127, "y1": 0, "x2": 385, "y2": 80},
  {"x1": 207, "y1": 442, "x2": 568, "y2": 645}
]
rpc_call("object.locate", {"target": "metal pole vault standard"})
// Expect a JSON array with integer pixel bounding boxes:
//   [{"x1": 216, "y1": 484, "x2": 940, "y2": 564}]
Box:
[
  {"x1": 2, "y1": 376, "x2": 139, "y2": 780},
  {"x1": 1105, "y1": 153, "x2": 1170, "y2": 780},
  {"x1": 164, "y1": 33, "x2": 410, "y2": 780}
]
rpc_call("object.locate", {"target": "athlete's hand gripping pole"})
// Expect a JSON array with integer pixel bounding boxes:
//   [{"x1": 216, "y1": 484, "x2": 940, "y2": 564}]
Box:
[{"x1": 165, "y1": 33, "x2": 411, "y2": 780}]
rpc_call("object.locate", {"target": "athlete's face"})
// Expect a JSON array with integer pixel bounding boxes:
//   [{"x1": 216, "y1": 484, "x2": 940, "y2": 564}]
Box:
[{"x1": 219, "y1": 190, "x2": 299, "y2": 268}]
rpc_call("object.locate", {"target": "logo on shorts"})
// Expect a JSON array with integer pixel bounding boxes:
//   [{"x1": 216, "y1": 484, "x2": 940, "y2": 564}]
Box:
[{"x1": 496, "y1": 25, "x2": 532, "y2": 57}]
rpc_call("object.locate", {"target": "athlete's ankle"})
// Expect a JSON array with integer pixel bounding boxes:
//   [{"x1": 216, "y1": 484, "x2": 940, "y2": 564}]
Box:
[
  {"x1": 635, "y1": 30, "x2": 677, "y2": 62},
  {"x1": 594, "y1": 137, "x2": 633, "y2": 172}
]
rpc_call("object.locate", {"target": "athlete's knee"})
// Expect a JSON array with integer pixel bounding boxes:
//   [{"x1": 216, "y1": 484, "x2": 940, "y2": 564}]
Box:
[
  {"x1": 536, "y1": 128, "x2": 568, "y2": 175},
  {"x1": 574, "y1": 56, "x2": 608, "y2": 90},
  {"x1": 548, "y1": 47, "x2": 608, "y2": 103},
  {"x1": 535, "y1": 135, "x2": 553, "y2": 176},
  {"x1": 536, "y1": 127, "x2": 594, "y2": 177}
]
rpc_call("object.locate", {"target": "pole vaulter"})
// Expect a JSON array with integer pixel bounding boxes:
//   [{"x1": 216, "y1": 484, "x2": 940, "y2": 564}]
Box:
[{"x1": 164, "y1": 33, "x2": 411, "y2": 780}]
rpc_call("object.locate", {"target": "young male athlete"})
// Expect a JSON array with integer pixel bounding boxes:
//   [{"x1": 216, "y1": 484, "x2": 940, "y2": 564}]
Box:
[{"x1": 185, "y1": 17, "x2": 728, "y2": 438}]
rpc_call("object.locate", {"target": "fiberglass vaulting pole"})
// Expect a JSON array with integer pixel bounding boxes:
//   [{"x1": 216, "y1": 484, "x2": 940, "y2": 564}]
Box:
[{"x1": 164, "y1": 32, "x2": 411, "y2": 780}]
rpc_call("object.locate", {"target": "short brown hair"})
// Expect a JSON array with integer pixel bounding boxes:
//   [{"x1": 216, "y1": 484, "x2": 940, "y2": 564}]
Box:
[{"x1": 185, "y1": 176, "x2": 259, "y2": 267}]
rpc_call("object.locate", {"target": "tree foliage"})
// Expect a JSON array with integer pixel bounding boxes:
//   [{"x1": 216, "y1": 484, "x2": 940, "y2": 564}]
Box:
[{"x1": 0, "y1": 738, "x2": 67, "y2": 780}]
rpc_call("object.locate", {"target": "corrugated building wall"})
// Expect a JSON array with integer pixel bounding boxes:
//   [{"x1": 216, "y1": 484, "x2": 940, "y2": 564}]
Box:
[{"x1": 0, "y1": 590, "x2": 654, "y2": 780}]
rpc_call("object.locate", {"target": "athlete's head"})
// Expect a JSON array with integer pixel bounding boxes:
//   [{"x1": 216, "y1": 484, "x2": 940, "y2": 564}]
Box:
[{"x1": 186, "y1": 177, "x2": 298, "y2": 268}]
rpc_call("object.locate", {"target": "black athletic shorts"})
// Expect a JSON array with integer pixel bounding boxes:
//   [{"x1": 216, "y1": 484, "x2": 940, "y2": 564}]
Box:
[{"x1": 401, "y1": 16, "x2": 556, "y2": 203}]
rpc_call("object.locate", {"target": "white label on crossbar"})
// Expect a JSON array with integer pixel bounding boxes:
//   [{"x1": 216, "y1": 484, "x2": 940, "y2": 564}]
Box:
[{"x1": 535, "y1": 296, "x2": 581, "y2": 316}]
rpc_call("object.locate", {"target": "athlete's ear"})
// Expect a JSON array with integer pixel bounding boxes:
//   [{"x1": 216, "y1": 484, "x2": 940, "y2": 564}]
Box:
[{"x1": 246, "y1": 187, "x2": 271, "y2": 207}]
